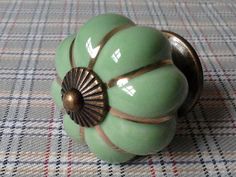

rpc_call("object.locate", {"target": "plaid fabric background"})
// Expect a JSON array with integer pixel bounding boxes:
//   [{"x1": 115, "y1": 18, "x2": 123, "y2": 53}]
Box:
[{"x1": 0, "y1": 0, "x2": 236, "y2": 176}]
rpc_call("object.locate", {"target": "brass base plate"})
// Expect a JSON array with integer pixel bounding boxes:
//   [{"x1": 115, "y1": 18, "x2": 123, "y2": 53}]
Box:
[{"x1": 162, "y1": 30, "x2": 203, "y2": 117}]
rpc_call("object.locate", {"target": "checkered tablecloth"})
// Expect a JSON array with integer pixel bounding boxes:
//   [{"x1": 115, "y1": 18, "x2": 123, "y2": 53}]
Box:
[{"x1": 0, "y1": 0, "x2": 236, "y2": 176}]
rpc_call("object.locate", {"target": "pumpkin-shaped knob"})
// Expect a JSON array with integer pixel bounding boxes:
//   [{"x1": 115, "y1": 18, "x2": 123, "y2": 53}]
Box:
[{"x1": 51, "y1": 14, "x2": 203, "y2": 163}]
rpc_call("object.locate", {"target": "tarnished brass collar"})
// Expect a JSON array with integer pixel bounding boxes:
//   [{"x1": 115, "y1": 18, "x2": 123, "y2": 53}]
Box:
[{"x1": 162, "y1": 30, "x2": 203, "y2": 117}]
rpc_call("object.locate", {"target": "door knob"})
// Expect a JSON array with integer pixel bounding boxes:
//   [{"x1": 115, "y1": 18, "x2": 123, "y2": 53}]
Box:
[{"x1": 51, "y1": 14, "x2": 203, "y2": 164}]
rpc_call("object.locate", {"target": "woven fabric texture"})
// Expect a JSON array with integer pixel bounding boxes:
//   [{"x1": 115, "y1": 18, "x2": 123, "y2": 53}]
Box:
[{"x1": 0, "y1": 0, "x2": 236, "y2": 176}]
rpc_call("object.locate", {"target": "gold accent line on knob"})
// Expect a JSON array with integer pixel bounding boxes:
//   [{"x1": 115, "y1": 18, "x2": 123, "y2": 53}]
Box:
[
  {"x1": 79, "y1": 127, "x2": 85, "y2": 143},
  {"x1": 69, "y1": 39, "x2": 76, "y2": 68},
  {"x1": 87, "y1": 24, "x2": 135, "y2": 70},
  {"x1": 106, "y1": 59, "x2": 173, "y2": 88},
  {"x1": 110, "y1": 107, "x2": 175, "y2": 124},
  {"x1": 56, "y1": 75, "x2": 62, "y2": 85},
  {"x1": 95, "y1": 125, "x2": 127, "y2": 153}
]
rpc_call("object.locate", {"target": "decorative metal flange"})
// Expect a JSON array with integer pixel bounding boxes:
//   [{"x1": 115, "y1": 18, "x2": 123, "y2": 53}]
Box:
[
  {"x1": 162, "y1": 30, "x2": 203, "y2": 117},
  {"x1": 61, "y1": 67, "x2": 108, "y2": 127}
]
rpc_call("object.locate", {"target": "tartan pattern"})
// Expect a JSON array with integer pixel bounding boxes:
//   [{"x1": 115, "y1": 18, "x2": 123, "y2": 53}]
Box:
[{"x1": 0, "y1": 0, "x2": 236, "y2": 176}]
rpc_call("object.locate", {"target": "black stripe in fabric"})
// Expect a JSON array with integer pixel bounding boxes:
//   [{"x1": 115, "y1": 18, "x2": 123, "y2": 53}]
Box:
[
  {"x1": 184, "y1": 3, "x2": 233, "y2": 176},
  {"x1": 10, "y1": 0, "x2": 51, "y2": 176},
  {"x1": 196, "y1": 4, "x2": 234, "y2": 176},
  {"x1": 0, "y1": 1, "x2": 35, "y2": 175},
  {"x1": 0, "y1": 0, "x2": 19, "y2": 144},
  {"x1": 173, "y1": 3, "x2": 210, "y2": 176}
]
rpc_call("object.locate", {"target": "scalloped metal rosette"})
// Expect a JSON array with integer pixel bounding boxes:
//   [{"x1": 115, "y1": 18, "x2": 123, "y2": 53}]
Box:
[{"x1": 61, "y1": 67, "x2": 108, "y2": 127}]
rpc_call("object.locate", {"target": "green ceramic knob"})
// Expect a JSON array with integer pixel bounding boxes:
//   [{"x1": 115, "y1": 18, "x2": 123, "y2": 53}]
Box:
[{"x1": 51, "y1": 14, "x2": 203, "y2": 164}]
